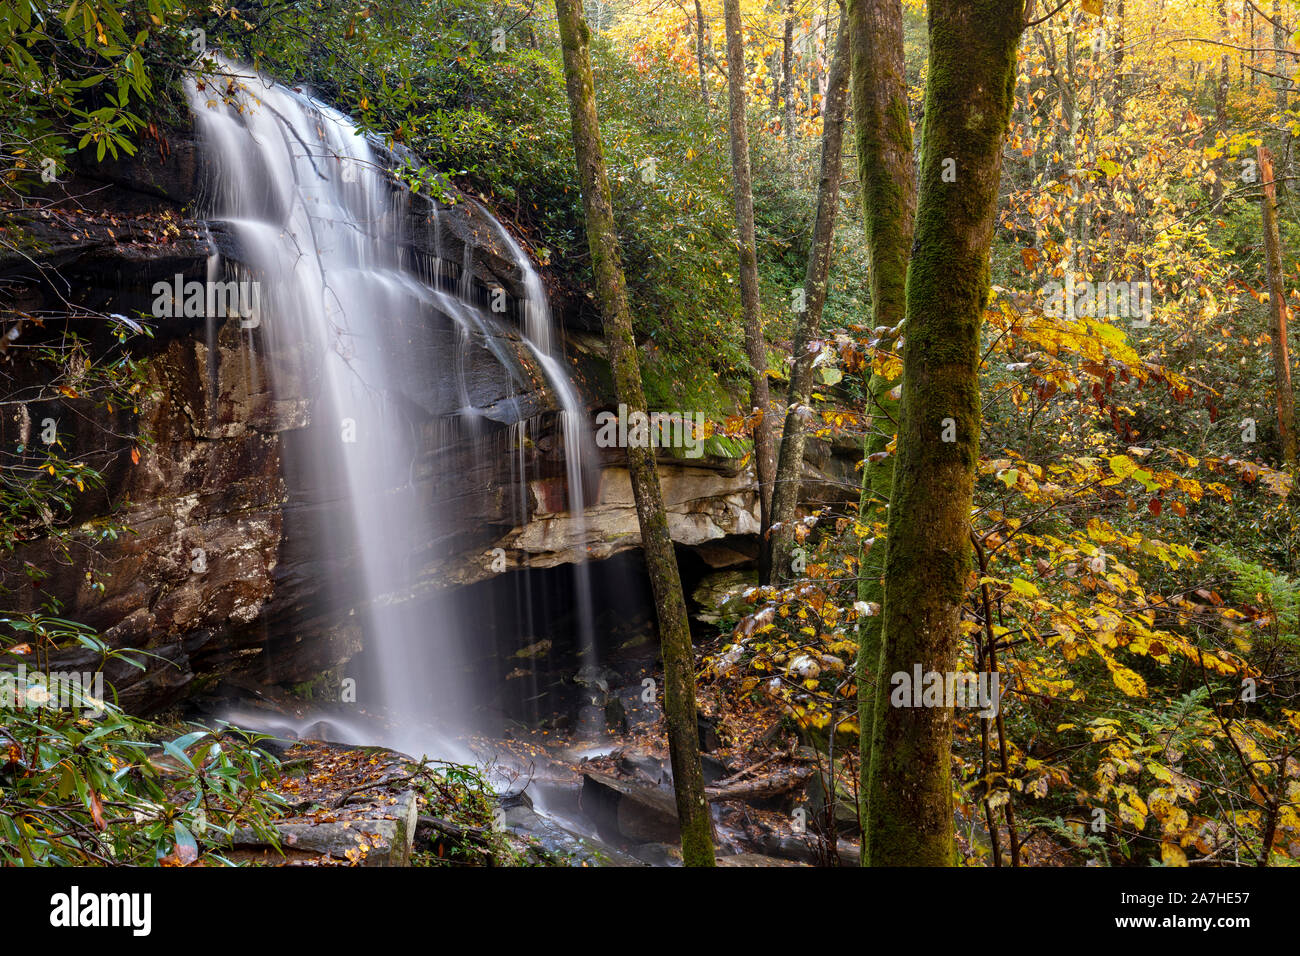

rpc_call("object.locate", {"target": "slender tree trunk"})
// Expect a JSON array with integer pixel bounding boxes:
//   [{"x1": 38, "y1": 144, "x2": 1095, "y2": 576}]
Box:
[
  {"x1": 695, "y1": 0, "x2": 711, "y2": 107},
  {"x1": 1274, "y1": 1, "x2": 1291, "y2": 183},
  {"x1": 848, "y1": 0, "x2": 916, "y2": 855},
  {"x1": 1212, "y1": 50, "x2": 1229, "y2": 204},
  {"x1": 1258, "y1": 145, "x2": 1298, "y2": 467},
  {"x1": 1275, "y1": 3, "x2": 1288, "y2": 110},
  {"x1": 816, "y1": 0, "x2": 832, "y2": 108},
  {"x1": 768, "y1": 17, "x2": 851, "y2": 582},
  {"x1": 723, "y1": 0, "x2": 778, "y2": 582},
  {"x1": 771, "y1": 49, "x2": 783, "y2": 113},
  {"x1": 1063, "y1": 14, "x2": 1082, "y2": 272},
  {"x1": 1212, "y1": 0, "x2": 1230, "y2": 204},
  {"x1": 782, "y1": 0, "x2": 797, "y2": 147},
  {"x1": 863, "y1": 0, "x2": 1024, "y2": 866},
  {"x1": 1249, "y1": 1, "x2": 1255, "y2": 83},
  {"x1": 1113, "y1": 0, "x2": 1126, "y2": 119},
  {"x1": 553, "y1": 0, "x2": 716, "y2": 865}
]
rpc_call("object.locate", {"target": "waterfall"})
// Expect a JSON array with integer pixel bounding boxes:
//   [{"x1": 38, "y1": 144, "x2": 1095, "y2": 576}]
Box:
[
  {"x1": 186, "y1": 61, "x2": 601, "y2": 756},
  {"x1": 484, "y1": 217, "x2": 601, "y2": 682}
]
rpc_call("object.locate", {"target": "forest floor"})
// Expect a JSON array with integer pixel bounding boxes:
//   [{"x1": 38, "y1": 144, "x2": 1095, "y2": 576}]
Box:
[
  {"x1": 211, "y1": 737, "x2": 536, "y2": 866},
  {"x1": 199, "y1": 674, "x2": 1090, "y2": 866}
]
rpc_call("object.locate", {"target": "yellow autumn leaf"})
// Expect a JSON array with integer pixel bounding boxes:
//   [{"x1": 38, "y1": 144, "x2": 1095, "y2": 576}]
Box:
[
  {"x1": 1161, "y1": 842, "x2": 1188, "y2": 866},
  {"x1": 1117, "y1": 793, "x2": 1147, "y2": 829},
  {"x1": 1145, "y1": 761, "x2": 1174, "y2": 783},
  {"x1": 1011, "y1": 578, "x2": 1040, "y2": 598},
  {"x1": 1106, "y1": 658, "x2": 1148, "y2": 697}
]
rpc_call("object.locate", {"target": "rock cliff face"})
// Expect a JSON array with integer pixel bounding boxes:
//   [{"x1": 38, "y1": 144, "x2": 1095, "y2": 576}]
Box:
[{"x1": 0, "y1": 120, "x2": 856, "y2": 715}]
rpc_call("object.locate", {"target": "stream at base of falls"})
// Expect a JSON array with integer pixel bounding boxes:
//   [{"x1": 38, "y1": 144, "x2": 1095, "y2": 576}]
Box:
[{"x1": 211, "y1": 705, "x2": 649, "y2": 865}]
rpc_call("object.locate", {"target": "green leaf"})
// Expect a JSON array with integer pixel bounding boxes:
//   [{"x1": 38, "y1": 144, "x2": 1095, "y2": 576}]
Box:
[
  {"x1": 173, "y1": 820, "x2": 198, "y2": 860},
  {"x1": 57, "y1": 763, "x2": 78, "y2": 799},
  {"x1": 160, "y1": 740, "x2": 195, "y2": 769},
  {"x1": 171, "y1": 730, "x2": 208, "y2": 751}
]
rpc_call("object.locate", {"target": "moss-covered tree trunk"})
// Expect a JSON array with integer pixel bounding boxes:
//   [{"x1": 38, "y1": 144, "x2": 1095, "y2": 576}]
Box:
[
  {"x1": 722, "y1": 0, "x2": 777, "y2": 583},
  {"x1": 768, "y1": 18, "x2": 850, "y2": 582},
  {"x1": 847, "y1": 0, "x2": 915, "y2": 850},
  {"x1": 553, "y1": 0, "x2": 716, "y2": 866},
  {"x1": 863, "y1": 0, "x2": 1023, "y2": 866}
]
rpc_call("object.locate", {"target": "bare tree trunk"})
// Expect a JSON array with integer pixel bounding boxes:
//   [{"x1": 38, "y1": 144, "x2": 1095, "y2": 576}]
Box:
[
  {"x1": 553, "y1": 0, "x2": 716, "y2": 866},
  {"x1": 847, "y1": 0, "x2": 916, "y2": 857},
  {"x1": 1113, "y1": 0, "x2": 1126, "y2": 119},
  {"x1": 782, "y1": 0, "x2": 797, "y2": 147},
  {"x1": 723, "y1": 0, "x2": 778, "y2": 582},
  {"x1": 1274, "y1": 1, "x2": 1291, "y2": 182},
  {"x1": 695, "y1": 0, "x2": 711, "y2": 107},
  {"x1": 1258, "y1": 144, "x2": 1298, "y2": 467},
  {"x1": 770, "y1": 49, "x2": 782, "y2": 113},
  {"x1": 1249, "y1": 1, "x2": 1255, "y2": 84},
  {"x1": 816, "y1": 0, "x2": 832, "y2": 108},
  {"x1": 768, "y1": 17, "x2": 851, "y2": 581},
  {"x1": 1212, "y1": 0, "x2": 1229, "y2": 204},
  {"x1": 863, "y1": 0, "x2": 1024, "y2": 866}
]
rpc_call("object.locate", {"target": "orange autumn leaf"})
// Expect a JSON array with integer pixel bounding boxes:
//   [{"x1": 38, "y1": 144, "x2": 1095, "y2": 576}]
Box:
[{"x1": 89, "y1": 790, "x2": 106, "y2": 831}]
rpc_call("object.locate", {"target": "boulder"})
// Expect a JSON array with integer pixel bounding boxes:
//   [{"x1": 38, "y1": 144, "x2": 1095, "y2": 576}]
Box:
[
  {"x1": 222, "y1": 789, "x2": 418, "y2": 866},
  {"x1": 612, "y1": 683, "x2": 664, "y2": 733},
  {"x1": 629, "y1": 842, "x2": 683, "y2": 866},
  {"x1": 717, "y1": 852, "x2": 809, "y2": 867},
  {"x1": 691, "y1": 569, "x2": 757, "y2": 626},
  {"x1": 753, "y1": 829, "x2": 859, "y2": 867},
  {"x1": 580, "y1": 771, "x2": 683, "y2": 845},
  {"x1": 804, "y1": 770, "x2": 864, "y2": 836},
  {"x1": 700, "y1": 753, "x2": 730, "y2": 785},
  {"x1": 615, "y1": 749, "x2": 666, "y2": 785},
  {"x1": 697, "y1": 712, "x2": 722, "y2": 753},
  {"x1": 499, "y1": 797, "x2": 646, "y2": 866}
]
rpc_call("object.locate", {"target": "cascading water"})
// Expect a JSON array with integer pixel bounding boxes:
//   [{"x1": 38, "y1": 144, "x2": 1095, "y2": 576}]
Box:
[
  {"x1": 186, "y1": 61, "x2": 602, "y2": 757},
  {"x1": 485, "y1": 217, "x2": 601, "y2": 682}
]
